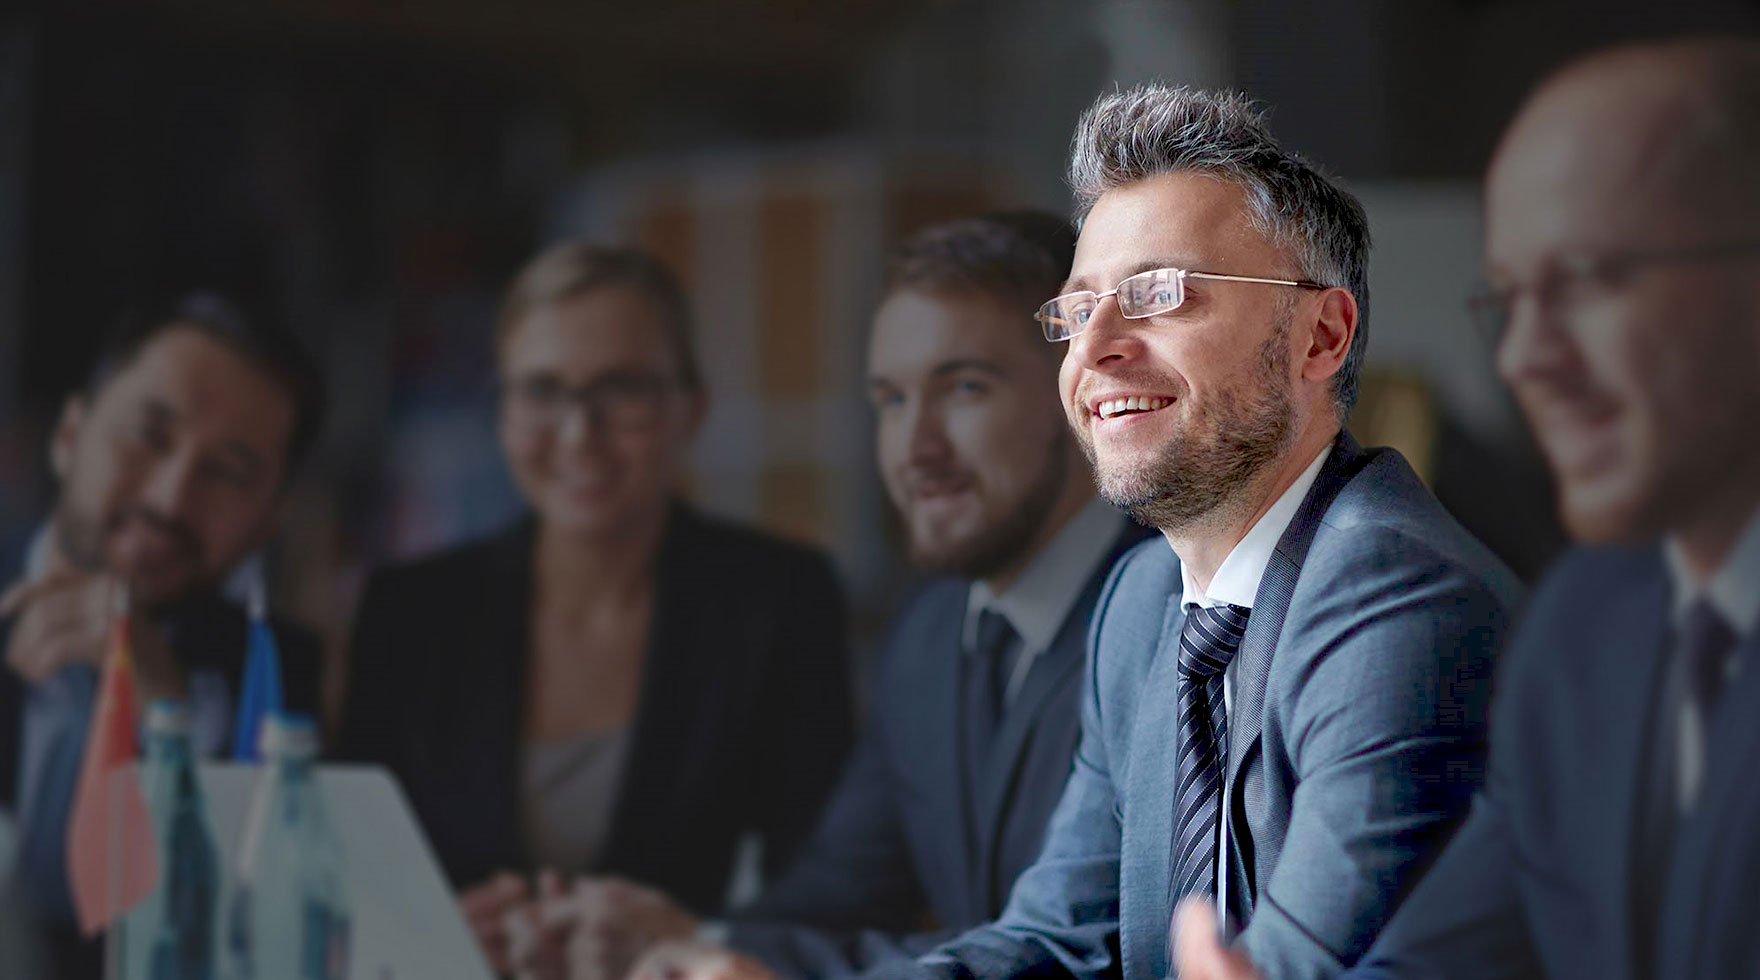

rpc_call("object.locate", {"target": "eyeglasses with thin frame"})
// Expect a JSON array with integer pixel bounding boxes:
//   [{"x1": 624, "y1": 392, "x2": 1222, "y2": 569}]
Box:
[
  {"x1": 1036, "y1": 266, "x2": 1326, "y2": 342},
  {"x1": 499, "y1": 370, "x2": 680, "y2": 431},
  {"x1": 1467, "y1": 239, "x2": 1760, "y2": 345}
]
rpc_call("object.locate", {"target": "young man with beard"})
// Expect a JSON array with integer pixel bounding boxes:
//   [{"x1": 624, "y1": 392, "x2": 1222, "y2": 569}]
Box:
[
  {"x1": 508, "y1": 213, "x2": 1150, "y2": 980},
  {"x1": 632, "y1": 86, "x2": 1521, "y2": 980},
  {"x1": 1178, "y1": 38, "x2": 1760, "y2": 980},
  {"x1": 0, "y1": 293, "x2": 325, "y2": 974}
]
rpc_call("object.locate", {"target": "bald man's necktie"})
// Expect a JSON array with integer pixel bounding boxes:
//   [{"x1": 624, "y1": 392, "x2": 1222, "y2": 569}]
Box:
[{"x1": 1171, "y1": 603, "x2": 1251, "y2": 903}]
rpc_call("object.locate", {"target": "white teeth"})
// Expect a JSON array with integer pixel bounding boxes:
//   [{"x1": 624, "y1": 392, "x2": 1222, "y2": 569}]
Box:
[{"x1": 1096, "y1": 396, "x2": 1170, "y2": 419}]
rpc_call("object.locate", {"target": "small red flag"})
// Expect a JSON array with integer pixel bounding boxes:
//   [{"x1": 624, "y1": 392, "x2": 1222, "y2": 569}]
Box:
[{"x1": 65, "y1": 617, "x2": 160, "y2": 936}]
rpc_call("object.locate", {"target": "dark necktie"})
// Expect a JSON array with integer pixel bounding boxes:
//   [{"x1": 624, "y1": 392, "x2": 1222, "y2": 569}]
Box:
[
  {"x1": 1680, "y1": 600, "x2": 1738, "y2": 722},
  {"x1": 963, "y1": 609, "x2": 1019, "y2": 775},
  {"x1": 1171, "y1": 603, "x2": 1251, "y2": 903},
  {"x1": 1634, "y1": 599, "x2": 1740, "y2": 977}
]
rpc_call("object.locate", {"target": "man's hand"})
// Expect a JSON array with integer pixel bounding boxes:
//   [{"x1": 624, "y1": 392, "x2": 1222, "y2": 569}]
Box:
[
  {"x1": 625, "y1": 942, "x2": 774, "y2": 980},
  {"x1": 1, "y1": 570, "x2": 185, "y2": 700},
  {"x1": 1172, "y1": 900, "x2": 1263, "y2": 980},
  {"x1": 462, "y1": 871, "x2": 534, "y2": 976},
  {"x1": 1, "y1": 571, "x2": 116, "y2": 683},
  {"x1": 564, "y1": 877, "x2": 701, "y2": 980}
]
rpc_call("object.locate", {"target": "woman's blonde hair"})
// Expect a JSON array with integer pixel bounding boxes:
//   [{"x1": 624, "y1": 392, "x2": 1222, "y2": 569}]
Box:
[{"x1": 496, "y1": 241, "x2": 702, "y2": 391}]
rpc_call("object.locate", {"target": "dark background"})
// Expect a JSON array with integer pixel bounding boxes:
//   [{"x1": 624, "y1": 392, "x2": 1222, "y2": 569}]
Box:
[{"x1": 2, "y1": 0, "x2": 1756, "y2": 720}]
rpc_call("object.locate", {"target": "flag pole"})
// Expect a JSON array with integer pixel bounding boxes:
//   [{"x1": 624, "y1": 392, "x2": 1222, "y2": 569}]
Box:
[{"x1": 104, "y1": 581, "x2": 128, "y2": 980}]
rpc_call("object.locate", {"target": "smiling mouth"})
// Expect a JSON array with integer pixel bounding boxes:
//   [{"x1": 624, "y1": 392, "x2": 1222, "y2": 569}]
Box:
[{"x1": 1095, "y1": 396, "x2": 1172, "y2": 420}]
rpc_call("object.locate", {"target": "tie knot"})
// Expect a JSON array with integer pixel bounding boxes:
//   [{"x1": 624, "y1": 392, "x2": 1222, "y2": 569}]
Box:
[
  {"x1": 972, "y1": 608, "x2": 1017, "y2": 662},
  {"x1": 1177, "y1": 603, "x2": 1250, "y2": 680},
  {"x1": 1680, "y1": 599, "x2": 1739, "y2": 713}
]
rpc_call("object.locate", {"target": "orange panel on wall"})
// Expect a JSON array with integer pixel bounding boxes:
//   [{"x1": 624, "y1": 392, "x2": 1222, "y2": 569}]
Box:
[
  {"x1": 639, "y1": 200, "x2": 696, "y2": 293},
  {"x1": 758, "y1": 192, "x2": 823, "y2": 398},
  {"x1": 757, "y1": 461, "x2": 830, "y2": 546}
]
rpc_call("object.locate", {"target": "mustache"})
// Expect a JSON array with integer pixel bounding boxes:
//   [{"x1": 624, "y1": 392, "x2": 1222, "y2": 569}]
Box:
[
  {"x1": 896, "y1": 464, "x2": 974, "y2": 493},
  {"x1": 103, "y1": 506, "x2": 203, "y2": 559}
]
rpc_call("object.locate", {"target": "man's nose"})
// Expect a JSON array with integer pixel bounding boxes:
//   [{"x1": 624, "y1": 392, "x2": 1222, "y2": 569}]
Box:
[
  {"x1": 1495, "y1": 292, "x2": 1581, "y2": 388},
  {"x1": 136, "y1": 451, "x2": 205, "y2": 520},
  {"x1": 906, "y1": 398, "x2": 954, "y2": 465},
  {"x1": 1068, "y1": 296, "x2": 1142, "y2": 371}
]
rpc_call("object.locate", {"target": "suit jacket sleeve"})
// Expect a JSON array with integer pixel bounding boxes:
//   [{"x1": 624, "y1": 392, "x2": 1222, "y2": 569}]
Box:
[
  {"x1": 1235, "y1": 536, "x2": 1512, "y2": 980},
  {"x1": 749, "y1": 549, "x2": 857, "y2": 879},
  {"x1": 726, "y1": 717, "x2": 938, "y2": 977},
  {"x1": 1343, "y1": 790, "x2": 1542, "y2": 979},
  {"x1": 1343, "y1": 599, "x2": 1547, "y2": 980},
  {"x1": 863, "y1": 560, "x2": 1134, "y2": 980}
]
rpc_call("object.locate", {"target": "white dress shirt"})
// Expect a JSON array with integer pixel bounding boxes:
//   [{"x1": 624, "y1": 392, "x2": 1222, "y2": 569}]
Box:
[{"x1": 963, "y1": 496, "x2": 1127, "y2": 705}]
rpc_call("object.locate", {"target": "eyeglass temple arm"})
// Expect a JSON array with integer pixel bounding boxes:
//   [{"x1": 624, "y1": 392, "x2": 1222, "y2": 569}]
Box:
[{"x1": 1184, "y1": 271, "x2": 1326, "y2": 289}]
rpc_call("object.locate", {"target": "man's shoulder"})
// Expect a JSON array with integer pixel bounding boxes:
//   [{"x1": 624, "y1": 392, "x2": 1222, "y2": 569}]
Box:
[
  {"x1": 872, "y1": 576, "x2": 969, "y2": 674},
  {"x1": 1312, "y1": 446, "x2": 1520, "y2": 597},
  {"x1": 1087, "y1": 536, "x2": 1179, "y2": 669},
  {"x1": 1500, "y1": 543, "x2": 1664, "y2": 682}
]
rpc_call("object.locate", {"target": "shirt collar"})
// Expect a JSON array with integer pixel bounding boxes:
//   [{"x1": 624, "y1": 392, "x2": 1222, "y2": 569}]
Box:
[
  {"x1": 24, "y1": 524, "x2": 52, "y2": 579},
  {"x1": 1663, "y1": 502, "x2": 1760, "y2": 638},
  {"x1": 963, "y1": 496, "x2": 1125, "y2": 659},
  {"x1": 1180, "y1": 445, "x2": 1331, "y2": 611}
]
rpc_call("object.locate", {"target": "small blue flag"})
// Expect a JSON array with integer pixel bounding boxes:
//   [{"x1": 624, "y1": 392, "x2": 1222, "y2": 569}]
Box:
[{"x1": 230, "y1": 578, "x2": 285, "y2": 761}]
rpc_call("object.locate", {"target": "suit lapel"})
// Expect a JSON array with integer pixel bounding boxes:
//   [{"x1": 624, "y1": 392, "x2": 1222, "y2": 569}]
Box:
[
  {"x1": 1123, "y1": 591, "x2": 1190, "y2": 980},
  {"x1": 476, "y1": 520, "x2": 537, "y2": 871},
  {"x1": 933, "y1": 589, "x2": 983, "y2": 921},
  {"x1": 1223, "y1": 434, "x2": 1365, "y2": 910},
  {"x1": 970, "y1": 623, "x2": 1084, "y2": 911},
  {"x1": 600, "y1": 505, "x2": 717, "y2": 874},
  {"x1": 971, "y1": 526, "x2": 1142, "y2": 913},
  {"x1": 1592, "y1": 561, "x2": 1670, "y2": 980},
  {"x1": 1655, "y1": 626, "x2": 1760, "y2": 978}
]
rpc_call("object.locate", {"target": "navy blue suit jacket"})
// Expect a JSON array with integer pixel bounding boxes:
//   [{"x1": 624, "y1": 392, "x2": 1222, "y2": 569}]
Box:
[
  {"x1": 727, "y1": 521, "x2": 1150, "y2": 977},
  {"x1": 336, "y1": 503, "x2": 854, "y2": 913},
  {"x1": 870, "y1": 434, "x2": 1522, "y2": 980},
  {"x1": 1351, "y1": 545, "x2": 1760, "y2": 980}
]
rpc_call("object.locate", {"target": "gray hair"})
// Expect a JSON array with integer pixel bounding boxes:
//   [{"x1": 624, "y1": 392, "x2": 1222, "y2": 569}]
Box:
[{"x1": 1068, "y1": 84, "x2": 1371, "y2": 419}]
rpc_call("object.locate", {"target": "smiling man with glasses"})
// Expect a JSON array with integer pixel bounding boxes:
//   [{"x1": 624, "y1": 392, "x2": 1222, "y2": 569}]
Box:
[
  {"x1": 636, "y1": 85, "x2": 1522, "y2": 980},
  {"x1": 1178, "y1": 37, "x2": 1760, "y2": 980}
]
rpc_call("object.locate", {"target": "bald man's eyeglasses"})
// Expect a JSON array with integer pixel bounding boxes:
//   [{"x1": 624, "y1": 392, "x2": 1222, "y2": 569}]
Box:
[
  {"x1": 1036, "y1": 266, "x2": 1325, "y2": 342},
  {"x1": 1468, "y1": 239, "x2": 1760, "y2": 344}
]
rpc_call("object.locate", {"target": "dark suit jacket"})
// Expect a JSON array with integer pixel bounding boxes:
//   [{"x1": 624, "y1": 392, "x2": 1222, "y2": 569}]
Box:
[
  {"x1": 335, "y1": 502, "x2": 855, "y2": 913},
  {"x1": 872, "y1": 433, "x2": 1523, "y2": 980},
  {"x1": 0, "y1": 534, "x2": 322, "y2": 977},
  {"x1": 1351, "y1": 545, "x2": 1760, "y2": 980},
  {"x1": 727, "y1": 521, "x2": 1151, "y2": 977}
]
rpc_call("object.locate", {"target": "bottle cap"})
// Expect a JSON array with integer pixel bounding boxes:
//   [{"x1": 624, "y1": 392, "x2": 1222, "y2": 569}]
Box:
[
  {"x1": 144, "y1": 699, "x2": 191, "y2": 736},
  {"x1": 257, "y1": 712, "x2": 319, "y2": 758}
]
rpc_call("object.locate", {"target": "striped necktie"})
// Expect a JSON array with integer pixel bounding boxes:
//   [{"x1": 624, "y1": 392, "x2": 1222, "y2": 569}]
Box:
[{"x1": 1172, "y1": 603, "x2": 1251, "y2": 903}]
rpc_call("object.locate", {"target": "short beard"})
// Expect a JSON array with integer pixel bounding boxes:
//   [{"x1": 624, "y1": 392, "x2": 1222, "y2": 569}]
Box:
[
  {"x1": 1085, "y1": 312, "x2": 1297, "y2": 533},
  {"x1": 908, "y1": 432, "x2": 1072, "y2": 581}
]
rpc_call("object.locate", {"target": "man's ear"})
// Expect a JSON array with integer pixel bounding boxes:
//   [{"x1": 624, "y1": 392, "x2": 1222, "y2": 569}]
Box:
[
  {"x1": 1299, "y1": 288, "x2": 1359, "y2": 386},
  {"x1": 48, "y1": 395, "x2": 88, "y2": 483}
]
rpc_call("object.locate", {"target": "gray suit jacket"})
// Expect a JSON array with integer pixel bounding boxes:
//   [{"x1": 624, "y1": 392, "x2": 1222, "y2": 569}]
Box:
[
  {"x1": 1350, "y1": 545, "x2": 1760, "y2": 980},
  {"x1": 729, "y1": 523, "x2": 1149, "y2": 977},
  {"x1": 870, "y1": 433, "x2": 1522, "y2": 980}
]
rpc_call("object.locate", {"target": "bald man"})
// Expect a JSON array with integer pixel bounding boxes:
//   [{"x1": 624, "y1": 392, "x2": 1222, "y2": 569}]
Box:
[{"x1": 1175, "y1": 36, "x2": 1760, "y2": 980}]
